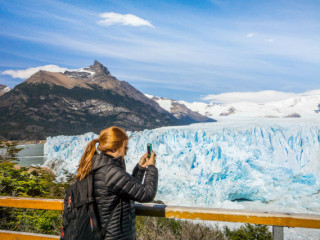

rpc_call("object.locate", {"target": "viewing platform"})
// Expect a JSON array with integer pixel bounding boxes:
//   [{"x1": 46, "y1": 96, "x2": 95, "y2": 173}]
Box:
[{"x1": 1, "y1": 196, "x2": 320, "y2": 240}]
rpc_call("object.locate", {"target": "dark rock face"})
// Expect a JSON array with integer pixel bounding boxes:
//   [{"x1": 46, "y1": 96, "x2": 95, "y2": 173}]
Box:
[
  {"x1": 284, "y1": 113, "x2": 301, "y2": 118},
  {"x1": 0, "y1": 61, "x2": 182, "y2": 140},
  {"x1": 87, "y1": 60, "x2": 111, "y2": 75},
  {"x1": 220, "y1": 107, "x2": 236, "y2": 116},
  {"x1": 64, "y1": 71, "x2": 92, "y2": 79}
]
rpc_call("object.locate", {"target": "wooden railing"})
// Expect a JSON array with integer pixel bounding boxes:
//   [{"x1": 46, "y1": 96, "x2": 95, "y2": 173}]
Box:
[{"x1": 1, "y1": 196, "x2": 320, "y2": 240}]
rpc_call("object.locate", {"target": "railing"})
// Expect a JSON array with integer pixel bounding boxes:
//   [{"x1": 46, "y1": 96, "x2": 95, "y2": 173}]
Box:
[{"x1": 1, "y1": 196, "x2": 320, "y2": 240}]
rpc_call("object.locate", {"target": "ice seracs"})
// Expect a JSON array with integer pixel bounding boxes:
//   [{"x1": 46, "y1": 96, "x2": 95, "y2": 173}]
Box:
[{"x1": 43, "y1": 118, "x2": 320, "y2": 213}]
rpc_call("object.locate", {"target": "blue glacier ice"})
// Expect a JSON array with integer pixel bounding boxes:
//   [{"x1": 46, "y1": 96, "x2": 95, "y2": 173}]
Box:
[{"x1": 43, "y1": 118, "x2": 320, "y2": 212}]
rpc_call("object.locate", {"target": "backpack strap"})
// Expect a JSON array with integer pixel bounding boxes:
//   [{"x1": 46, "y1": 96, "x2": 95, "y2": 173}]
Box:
[
  {"x1": 74, "y1": 198, "x2": 94, "y2": 208},
  {"x1": 87, "y1": 173, "x2": 102, "y2": 239},
  {"x1": 100, "y1": 200, "x2": 118, "y2": 237}
]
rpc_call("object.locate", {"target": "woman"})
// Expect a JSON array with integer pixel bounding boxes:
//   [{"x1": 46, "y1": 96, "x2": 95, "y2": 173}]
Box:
[{"x1": 75, "y1": 126, "x2": 158, "y2": 240}]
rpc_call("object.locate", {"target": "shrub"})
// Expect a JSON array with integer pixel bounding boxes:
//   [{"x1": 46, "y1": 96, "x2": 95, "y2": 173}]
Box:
[
  {"x1": 224, "y1": 223, "x2": 272, "y2": 240},
  {"x1": 136, "y1": 216, "x2": 227, "y2": 240}
]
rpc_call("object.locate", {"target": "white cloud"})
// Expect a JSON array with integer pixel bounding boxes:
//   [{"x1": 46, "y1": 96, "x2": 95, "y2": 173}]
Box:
[
  {"x1": 265, "y1": 38, "x2": 274, "y2": 42},
  {"x1": 97, "y1": 12, "x2": 153, "y2": 27},
  {"x1": 202, "y1": 90, "x2": 320, "y2": 104},
  {"x1": 246, "y1": 33, "x2": 254, "y2": 38},
  {"x1": 301, "y1": 89, "x2": 320, "y2": 96},
  {"x1": 1, "y1": 65, "x2": 69, "y2": 79},
  {"x1": 144, "y1": 93, "x2": 154, "y2": 98}
]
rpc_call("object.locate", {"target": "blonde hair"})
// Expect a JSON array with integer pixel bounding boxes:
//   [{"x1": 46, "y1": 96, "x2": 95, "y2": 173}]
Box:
[{"x1": 75, "y1": 126, "x2": 128, "y2": 180}]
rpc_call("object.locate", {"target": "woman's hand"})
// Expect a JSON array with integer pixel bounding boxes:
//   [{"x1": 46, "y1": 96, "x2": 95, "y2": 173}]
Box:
[
  {"x1": 139, "y1": 153, "x2": 149, "y2": 168},
  {"x1": 146, "y1": 151, "x2": 156, "y2": 166}
]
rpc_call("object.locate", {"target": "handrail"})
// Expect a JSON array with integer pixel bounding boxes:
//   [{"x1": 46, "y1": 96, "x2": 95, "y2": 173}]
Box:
[
  {"x1": 0, "y1": 196, "x2": 63, "y2": 210},
  {"x1": 0, "y1": 230, "x2": 59, "y2": 240},
  {"x1": 1, "y1": 196, "x2": 320, "y2": 229},
  {"x1": 136, "y1": 203, "x2": 320, "y2": 229}
]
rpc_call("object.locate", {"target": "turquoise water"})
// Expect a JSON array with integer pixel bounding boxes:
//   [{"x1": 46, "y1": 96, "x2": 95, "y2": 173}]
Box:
[{"x1": 16, "y1": 144, "x2": 47, "y2": 167}]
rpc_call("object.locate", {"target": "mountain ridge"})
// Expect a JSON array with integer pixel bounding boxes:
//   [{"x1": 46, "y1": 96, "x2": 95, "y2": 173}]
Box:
[
  {"x1": 24, "y1": 61, "x2": 168, "y2": 114},
  {"x1": 0, "y1": 61, "x2": 212, "y2": 140}
]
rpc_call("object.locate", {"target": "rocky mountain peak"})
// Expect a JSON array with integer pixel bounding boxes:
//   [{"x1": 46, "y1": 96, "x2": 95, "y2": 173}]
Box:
[
  {"x1": 86, "y1": 60, "x2": 110, "y2": 75},
  {"x1": 63, "y1": 60, "x2": 110, "y2": 79}
]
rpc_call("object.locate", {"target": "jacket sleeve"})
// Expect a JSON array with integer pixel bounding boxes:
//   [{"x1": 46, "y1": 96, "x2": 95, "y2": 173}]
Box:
[
  {"x1": 132, "y1": 163, "x2": 146, "y2": 183},
  {"x1": 105, "y1": 165, "x2": 158, "y2": 203}
]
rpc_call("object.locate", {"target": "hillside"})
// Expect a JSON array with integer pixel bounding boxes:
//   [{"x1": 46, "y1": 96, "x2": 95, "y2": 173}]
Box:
[{"x1": 0, "y1": 61, "x2": 183, "y2": 140}]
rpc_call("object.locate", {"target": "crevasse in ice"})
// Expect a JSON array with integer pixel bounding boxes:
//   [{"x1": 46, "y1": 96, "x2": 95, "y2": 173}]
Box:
[{"x1": 43, "y1": 118, "x2": 320, "y2": 211}]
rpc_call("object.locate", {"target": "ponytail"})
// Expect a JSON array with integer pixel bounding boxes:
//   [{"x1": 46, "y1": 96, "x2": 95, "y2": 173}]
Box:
[
  {"x1": 75, "y1": 126, "x2": 129, "y2": 181},
  {"x1": 75, "y1": 139, "x2": 99, "y2": 180}
]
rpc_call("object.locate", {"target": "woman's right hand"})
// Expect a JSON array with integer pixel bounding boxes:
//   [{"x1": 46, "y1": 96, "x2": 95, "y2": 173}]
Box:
[{"x1": 147, "y1": 150, "x2": 157, "y2": 166}]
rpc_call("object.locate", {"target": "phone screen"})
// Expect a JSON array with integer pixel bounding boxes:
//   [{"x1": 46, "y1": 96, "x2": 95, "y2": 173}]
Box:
[{"x1": 147, "y1": 143, "x2": 152, "y2": 157}]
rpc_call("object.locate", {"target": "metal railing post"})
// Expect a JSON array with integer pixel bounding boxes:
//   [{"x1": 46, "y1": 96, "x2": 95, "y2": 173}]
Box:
[{"x1": 273, "y1": 226, "x2": 284, "y2": 240}]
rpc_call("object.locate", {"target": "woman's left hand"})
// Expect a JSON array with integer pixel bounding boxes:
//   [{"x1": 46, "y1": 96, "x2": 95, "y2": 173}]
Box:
[{"x1": 139, "y1": 153, "x2": 149, "y2": 168}]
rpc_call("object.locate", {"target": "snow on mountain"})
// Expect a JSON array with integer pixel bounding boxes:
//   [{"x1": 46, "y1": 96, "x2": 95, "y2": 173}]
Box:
[
  {"x1": 44, "y1": 118, "x2": 320, "y2": 214},
  {"x1": 146, "y1": 90, "x2": 320, "y2": 119},
  {"x1": 3, "y1": 86, "x2": 10, "y2": 92},
  {"x1": 180, "y1": 93, "x2": 320, "y2": 119},
  {"x1": 63, "y1": 68, "x2": 95, "y2": 79},
  {"x1": 202, "y1": 89, "x2": 320, "y2": 104},
  {"x1": 63, "y1": 60, "x2": 108, "y2": 79},
  {"x1": 144, "y1": 94, "x2": 172, "y2": 112},
  {"x1": 0, "y1": 84, "x2": 10, "y2": 96}
]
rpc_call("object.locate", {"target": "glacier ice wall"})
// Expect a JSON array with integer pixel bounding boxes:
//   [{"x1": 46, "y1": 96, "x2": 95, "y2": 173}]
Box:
[
  {"x1": 44, "y1": 132, "x2": 98, "y2": 177},
  {"x1": 44, "y1": 119, "x2": 320, "y2": 210}
]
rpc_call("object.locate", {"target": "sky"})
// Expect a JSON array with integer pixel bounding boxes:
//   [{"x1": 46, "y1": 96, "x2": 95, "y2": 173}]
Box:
[{"x1": 0, "y1": 0, "x2": 319, "y2": 102}]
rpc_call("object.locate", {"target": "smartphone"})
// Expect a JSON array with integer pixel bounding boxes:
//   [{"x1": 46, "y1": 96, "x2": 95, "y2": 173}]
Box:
[{"x1": 147, "y1": 143, "x2": 152, "y2": 158}]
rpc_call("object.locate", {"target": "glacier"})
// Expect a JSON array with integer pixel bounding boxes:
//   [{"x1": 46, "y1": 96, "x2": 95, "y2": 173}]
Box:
[{"x1": 44, "y1": 118, "x2": 320, "y2": 213}]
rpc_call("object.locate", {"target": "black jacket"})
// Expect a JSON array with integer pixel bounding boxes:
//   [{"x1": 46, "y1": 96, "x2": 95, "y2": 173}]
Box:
[{"x1": 92, "y1": 153, "x2": 158, "y2": 240}]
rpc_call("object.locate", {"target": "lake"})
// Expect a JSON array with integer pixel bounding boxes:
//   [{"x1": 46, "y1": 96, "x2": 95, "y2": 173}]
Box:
[{"x1": 16, "y1": 144, "x2": 47, "y2": 167}]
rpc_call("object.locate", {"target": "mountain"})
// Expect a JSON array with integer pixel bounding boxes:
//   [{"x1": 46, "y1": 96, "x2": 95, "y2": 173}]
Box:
[
  {"x1": 145, "y1": 94, "x2": 216, "y2": 124},
  {"x1": 179, "y1": 95, "x2": 320, "y2": 119},
  {"x1": 145, "y1": 91, "x2": 320, "y2": 119},
  {"x1": 0, "y1": 84, "x2": 10, "y2": 96},
  {"x1": 0, "y1": 61, "x2": 184, "y2": 140},
  {"x1": 64, "y1": 61, "x2": 166, "y2": 113}
]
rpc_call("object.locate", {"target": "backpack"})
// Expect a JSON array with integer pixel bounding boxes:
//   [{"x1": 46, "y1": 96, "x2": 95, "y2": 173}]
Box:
[{"x1": 60, "y1": 172, "x2": 103, "y2": 240}]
